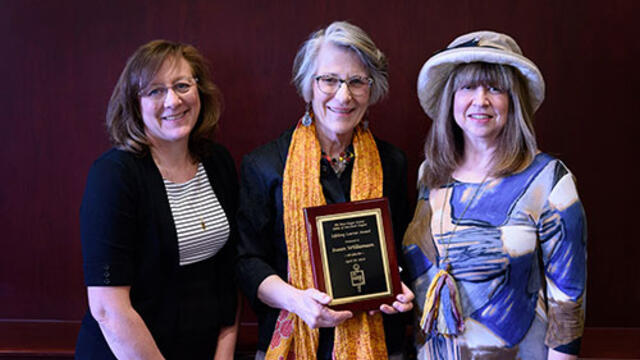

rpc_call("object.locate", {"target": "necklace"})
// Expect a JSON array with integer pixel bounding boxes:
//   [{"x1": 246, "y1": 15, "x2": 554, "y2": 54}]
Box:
[
  {"x1": 420, "y1": 173, "x2": 489, "y2": 337},
  {"x1": 321, "y1": 149, "x2": 355, "y2": 177},
  {"x1": 189, "y1": 166, "x2": 207, "y2": 231},
  {"x1": 439, "y1": 174, "x2": 489, "y2": 267},
  {"x1": 162, "y1": 163, "x2": 207, "y2": 231},
  {"x1": 152, "y1": 153, "x2": 206, "y2": 231}
]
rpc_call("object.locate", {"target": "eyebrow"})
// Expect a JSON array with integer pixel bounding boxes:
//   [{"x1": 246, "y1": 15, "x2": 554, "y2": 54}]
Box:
[
  {"x1": 317, "y1": 73, "x2": 368, "y2": 78},
  {"x1": 146, "y1": 76, "x2": 193, "y2": 87}
]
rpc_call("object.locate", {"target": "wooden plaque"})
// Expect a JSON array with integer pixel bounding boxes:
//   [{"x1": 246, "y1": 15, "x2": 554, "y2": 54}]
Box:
[{"x1": 304, "y1": 197, "x2": 401, "y2": 312}]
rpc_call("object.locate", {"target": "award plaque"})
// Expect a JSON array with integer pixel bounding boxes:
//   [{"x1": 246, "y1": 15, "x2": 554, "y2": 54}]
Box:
[{"x1": 304, "y1": 197, "x2": 401, "y2": 311}]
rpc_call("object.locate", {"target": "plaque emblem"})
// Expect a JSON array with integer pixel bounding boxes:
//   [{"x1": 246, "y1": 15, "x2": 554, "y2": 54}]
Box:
[{"x1": 350, "y1": 263, "x2": 366, "y2": 293}]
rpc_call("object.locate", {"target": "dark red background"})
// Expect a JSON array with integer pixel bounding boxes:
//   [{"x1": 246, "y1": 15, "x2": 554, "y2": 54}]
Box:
[{"x1": 1, "y1": 0, "x2": 638, "y2": 356}]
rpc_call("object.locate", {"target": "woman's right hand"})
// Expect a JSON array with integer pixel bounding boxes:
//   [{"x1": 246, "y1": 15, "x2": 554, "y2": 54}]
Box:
[
  {"x1": 290, "y1": 287, "x2": 353, "y2": 328},
  {"x1": 257, "y1": 275, "x2": 353, "y2": 329}
]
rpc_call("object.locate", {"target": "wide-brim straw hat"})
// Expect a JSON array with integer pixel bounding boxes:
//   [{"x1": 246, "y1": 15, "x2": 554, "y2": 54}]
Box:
[{"x1": 417, "y1": 31, "x2": 545, "y2": 120}]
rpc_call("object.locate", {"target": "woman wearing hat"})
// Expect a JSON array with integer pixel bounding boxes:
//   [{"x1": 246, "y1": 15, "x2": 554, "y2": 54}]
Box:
[{"x1": 403, "y1": 31, "x2": 586, "y2": 359}]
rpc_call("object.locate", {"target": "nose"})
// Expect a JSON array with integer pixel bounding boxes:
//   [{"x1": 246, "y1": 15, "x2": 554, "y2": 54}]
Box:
[
  {"x1": 334, "y1": 81, "x2": 352, "y2": 103},
  {"x1": 471, "y1": 87, "x2": 490, "y2": 106},
  {"x1": 164, "y1": 88, "x2": 183, "y2": 107}
]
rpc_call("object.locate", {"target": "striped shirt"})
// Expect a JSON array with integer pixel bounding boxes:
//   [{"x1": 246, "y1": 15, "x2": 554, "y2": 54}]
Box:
[{"x1": 163, "y1": 163, "x2": 230, "y2": 266}]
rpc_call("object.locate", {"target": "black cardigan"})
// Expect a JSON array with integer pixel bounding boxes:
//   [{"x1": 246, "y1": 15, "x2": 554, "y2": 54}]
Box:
[
  {"x1": 235, "y1": 128, "x2": 410, "y2": 354},
  {"x1": 76, "y1": 143, "x2": 238, "y2": 359}
]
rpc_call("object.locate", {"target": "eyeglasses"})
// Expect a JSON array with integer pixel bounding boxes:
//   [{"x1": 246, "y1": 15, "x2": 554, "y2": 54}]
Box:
[
  {"x1": 314, "y1": 75, "x2": 373, "y2": 96},
  {"x1": 139, "y1": 77, "x2": 198, "y2": 102}
]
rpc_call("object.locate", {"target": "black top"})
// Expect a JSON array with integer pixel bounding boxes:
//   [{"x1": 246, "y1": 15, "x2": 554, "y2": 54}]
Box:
[
  {"x1": 235, "y1": 128, "x2": 410, "y2": 357},
  {"x1": 76, "y1": 143, "x2": 238, "y2": 359}
]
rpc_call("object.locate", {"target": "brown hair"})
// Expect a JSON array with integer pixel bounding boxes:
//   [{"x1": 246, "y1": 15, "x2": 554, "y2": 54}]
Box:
[
  {"x1": 106, "y1": 39, "x2": 223, "y2": 159},
  {"x1": 421, "y1": 62, "x2": 537, "y2": 188}
]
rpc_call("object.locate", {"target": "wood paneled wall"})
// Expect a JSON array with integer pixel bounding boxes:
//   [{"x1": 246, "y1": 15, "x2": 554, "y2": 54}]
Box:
[{"x1": 1, "y1": 0, "x2": 638, "y2": 356}]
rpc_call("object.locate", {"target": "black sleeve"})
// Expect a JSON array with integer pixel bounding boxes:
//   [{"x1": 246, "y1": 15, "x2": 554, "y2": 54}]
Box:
[
  {"x1": 80, "y1": 153, "x2": 138, "y2": 286},
  {"x1": 378, "y1": 141, "x2": 412, "y2": 355},
  {"x1": 554, "y1": 338, "x2": 582, "y2": 356},
  {"x1": 235, "y1": 153, "x2": 280, "y2": 307},
  {"x1": 381, "y1": 143, "x2": 411, "y2": 277}
]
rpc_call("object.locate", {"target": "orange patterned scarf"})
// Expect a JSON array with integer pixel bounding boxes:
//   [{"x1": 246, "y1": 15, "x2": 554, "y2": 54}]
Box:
[{"x1": 266, "y1": 120, "x2": 387, "y2": 359}]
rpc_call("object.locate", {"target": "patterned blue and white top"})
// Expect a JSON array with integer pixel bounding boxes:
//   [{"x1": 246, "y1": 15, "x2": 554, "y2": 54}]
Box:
[{"x1": 403, "y1": 153, "x2": 586, "y2": 359}]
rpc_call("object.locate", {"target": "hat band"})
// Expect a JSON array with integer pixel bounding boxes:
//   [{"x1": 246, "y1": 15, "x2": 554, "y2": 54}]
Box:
[{"x1": 432, "y1": 38, "x2": 501, "y2": 56}]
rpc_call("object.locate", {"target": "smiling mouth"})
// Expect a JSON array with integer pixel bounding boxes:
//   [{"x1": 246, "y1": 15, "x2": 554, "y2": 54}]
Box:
[
  {"x1": 468, "y1": 114, "x2": 492, "y2": 119},
  {"x1": 328, "y1": 106, "x2": 353, "y2": 114},
  {"x1": 162, "y1": 110, "x2": 188, "y2": 121}
]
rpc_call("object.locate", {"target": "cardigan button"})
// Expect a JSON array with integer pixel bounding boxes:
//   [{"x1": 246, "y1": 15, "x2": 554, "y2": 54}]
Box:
[{"x1": 103, "y1": 279, "x2": 111, "y2": 285}]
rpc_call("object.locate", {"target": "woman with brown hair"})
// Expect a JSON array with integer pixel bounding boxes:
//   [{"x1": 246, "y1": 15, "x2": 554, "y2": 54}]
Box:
[
  {"x1": 76, "y1": 40, "x2": 239, "y2": 359},
  {"x1": 404, "y1": 31, "x2": 586, "y2": 359}
]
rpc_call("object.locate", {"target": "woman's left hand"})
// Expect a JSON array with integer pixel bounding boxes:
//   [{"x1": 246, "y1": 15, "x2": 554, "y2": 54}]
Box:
[{"x1": 370, "y1": 282, "x2": 414, "y2": 315}]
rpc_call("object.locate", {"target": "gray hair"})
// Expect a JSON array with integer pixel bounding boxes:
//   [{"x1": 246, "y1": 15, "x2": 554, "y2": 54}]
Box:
[{"x1": 292, "y1": 21, "x2": 389, "y2": 104}]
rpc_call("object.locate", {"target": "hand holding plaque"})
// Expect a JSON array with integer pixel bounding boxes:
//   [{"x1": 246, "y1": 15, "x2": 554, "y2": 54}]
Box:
[{"x1": 304, "y1": 197, "x2": 401, "y2": 312}]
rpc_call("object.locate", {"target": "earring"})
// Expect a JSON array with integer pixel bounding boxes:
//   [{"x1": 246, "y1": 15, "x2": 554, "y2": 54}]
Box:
[
  {"x1": 362, "y1": 111, "x2": 369, "y2": 130},
  {"x1": 302, "y1": 103, "x2": 313, "y2": 126}
]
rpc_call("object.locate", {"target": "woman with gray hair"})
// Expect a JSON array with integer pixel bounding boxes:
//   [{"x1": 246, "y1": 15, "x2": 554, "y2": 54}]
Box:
[
  {"x1": 403, "y1": 31, "x2": 586, "y2": 359},
  {"x1": 236, "y1": 21, "x2": 414, "y2": 359}
]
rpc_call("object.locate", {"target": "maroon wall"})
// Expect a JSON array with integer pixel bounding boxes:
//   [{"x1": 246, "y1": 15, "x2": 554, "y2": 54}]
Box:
[{"x1": 1, "y1": 0, "x2": 638, "y2": 354}]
